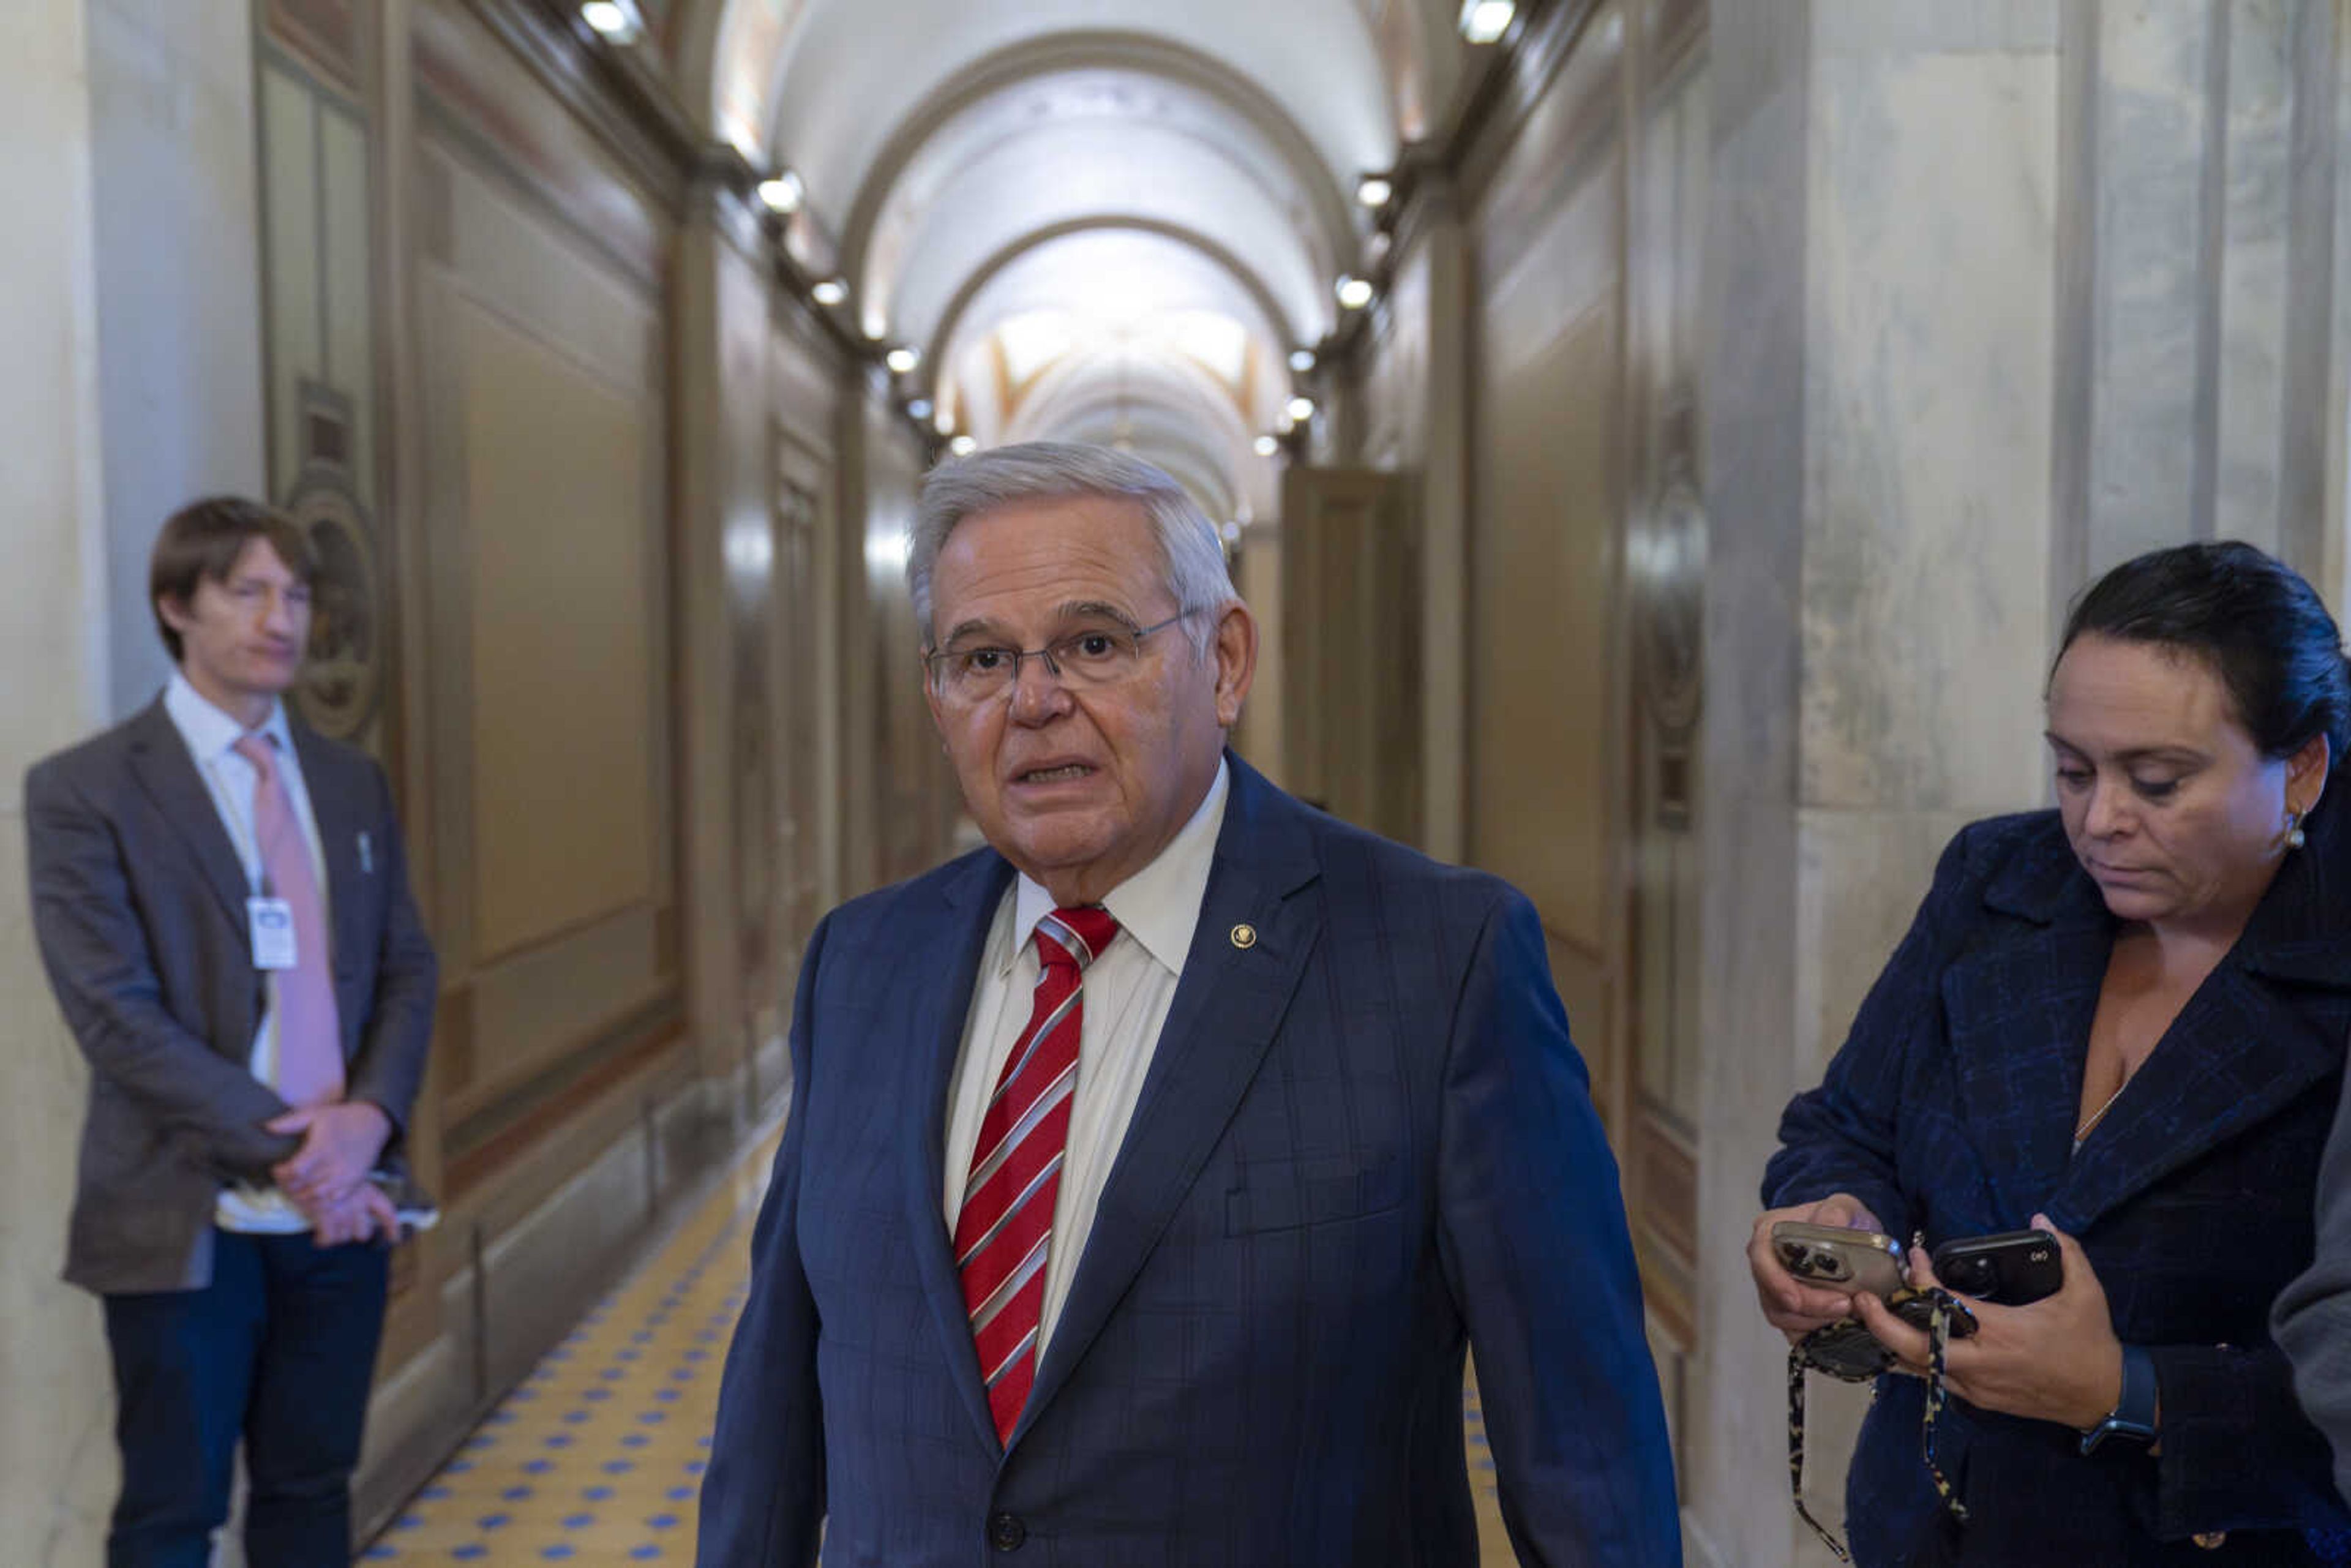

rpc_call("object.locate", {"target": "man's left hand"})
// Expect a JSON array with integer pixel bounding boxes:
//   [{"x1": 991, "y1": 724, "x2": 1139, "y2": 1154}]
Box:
[
  {"x1": 1853, "y1": 1214, "x2": 2126, "y2": 1431},
  {"x1": 268, "y1": 1100, "x2": 392, "y2": 1210}
]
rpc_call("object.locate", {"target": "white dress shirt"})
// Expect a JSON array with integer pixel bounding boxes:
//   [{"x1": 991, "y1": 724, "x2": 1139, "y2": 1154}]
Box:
[
  {"x1": 163, "y1": 672, "x2": 330, "y2": 1234},
  {"x1": 942, "y1": 758, "x2": 1230, "y2": 1357}
]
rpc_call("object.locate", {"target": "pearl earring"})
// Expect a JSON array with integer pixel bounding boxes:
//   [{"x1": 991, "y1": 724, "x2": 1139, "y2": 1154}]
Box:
[{"x1": 2288, "y1": 810, "x2": 2307, "y2": 850}]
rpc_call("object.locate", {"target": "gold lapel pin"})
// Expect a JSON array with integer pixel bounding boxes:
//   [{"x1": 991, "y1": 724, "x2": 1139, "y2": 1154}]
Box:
[{"x1": 1229, "y1": 923, "x2": 1257, "y2": 950}]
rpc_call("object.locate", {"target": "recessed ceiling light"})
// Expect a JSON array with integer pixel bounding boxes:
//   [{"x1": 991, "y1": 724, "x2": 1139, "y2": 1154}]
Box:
[
  {"x1": 950, "y1": 435, "x2": 978, "y2": 457},
  {"x1": 1335, "y1": 276, "x2": 1374, "y2": 310},
  {"x1": 757, "y1": 170, "x2": 804, "y2": 214},
  {"x1": 861, "y1": 317, "x2": 887, "y2": 342},
  {"x1": 885, "y1": 346, "x2": 921, "y2": 375},
  {"x1": 1459, "y1": 0, "x2": 1515, "y2": 43},
  {"x1": 1287, "y1": 396, "x2": 1316, "y2": 423},
  {"x1": 907, "y1": 398, "x2": 934, "y2": 421},
  {"x1": 582, "y1": 2, "x2": 637, "y2": 40},
  {"x1": 1288, "y1": 348, "x2": 1317, "y2": 374},
  {"x1": 1254, "y1": 434, "x2": 1280, "y2": 457},
  {"x1": 811, "y1": 278, "x2": 848, "y2": 307},
  {"x1": 1357, "y1": 176, "x2": 1394, "y2": 209}
]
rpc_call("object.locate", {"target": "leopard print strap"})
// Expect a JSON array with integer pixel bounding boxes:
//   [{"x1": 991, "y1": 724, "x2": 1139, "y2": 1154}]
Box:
[
  {"x1": 1788, "y1": 1343, "x2": 1854, "y2": 1563},
  {"x1": 1921, "y1": 1289, "x2": 1971, "y2": 1525}
]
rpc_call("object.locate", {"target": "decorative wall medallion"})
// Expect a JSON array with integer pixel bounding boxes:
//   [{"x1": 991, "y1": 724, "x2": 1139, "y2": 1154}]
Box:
[
  {"x1": 1638, "y1": 393, "x2": 1706, "y2": 831},
  {"x1": 287, "y1": 467, "x2": 383, "y2": 740},
  {"x1": 1640, "y1": 456, "x2": 1706, "y2": 741}
]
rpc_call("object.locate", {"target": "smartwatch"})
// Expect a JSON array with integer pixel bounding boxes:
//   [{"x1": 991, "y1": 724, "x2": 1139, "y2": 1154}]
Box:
[{"x1": 2079, "y1": 1343, "x2": 2158, "y2": 1455}]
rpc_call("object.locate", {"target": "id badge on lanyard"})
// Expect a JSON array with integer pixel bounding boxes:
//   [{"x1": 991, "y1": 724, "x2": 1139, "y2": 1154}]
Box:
[{"x1": 248, "y1": 896, "x2": 298, "y2": 970}]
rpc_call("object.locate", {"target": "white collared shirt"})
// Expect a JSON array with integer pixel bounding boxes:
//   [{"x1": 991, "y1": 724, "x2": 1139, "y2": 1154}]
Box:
[
  {"x1": 163, "y1": 672, "x2": 330, "y2": 1234},
  {"x1": 942, "y1": 758, "x2": 1231, "y2": 1356}
]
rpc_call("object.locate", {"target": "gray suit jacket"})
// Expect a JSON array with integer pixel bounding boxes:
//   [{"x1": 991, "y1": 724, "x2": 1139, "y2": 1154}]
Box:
[
  {"x1": 26, "y1": 697, "x2": 438, "y2": 1294},
  {"x1": 2275, "y1": 1060, "x2": 2351, "y2": 1506}
]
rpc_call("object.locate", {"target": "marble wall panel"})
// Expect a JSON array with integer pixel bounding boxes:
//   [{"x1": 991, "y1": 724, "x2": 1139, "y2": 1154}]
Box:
[
  {"x1": 2085, "y1": 3, "x2": 2222, "y2": 563},
  {"x1": 2, "y1": 2, "x2": 120, "y2": 1556},
  {"x1": 87, "y1": 0, "x2": 269, "y2": 721},
  {"x1": 2212, "y1": 0, "x2": 2297, "y2": 557},
  {"x1": 1799, "y1": 48, "x2": 2058, "y2": 816},
  {"x1": 261, "y1": 64, "x2": 326, "y2": 498},
  {"x1": 1793, "y1": 806, "x2": 1985, "y2": 1083},
  {"x1": 0, "y1": 820, "x2": 115, "y2": 1566}
]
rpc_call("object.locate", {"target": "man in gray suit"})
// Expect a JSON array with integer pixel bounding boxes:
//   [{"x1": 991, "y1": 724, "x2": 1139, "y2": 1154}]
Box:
[
  {"x1": 26, "y1": 497, "x2": 437, "y2": 1568},
  {"x1": 2276, "y1": 1065, "x2": 2351, "y2": 1505}
]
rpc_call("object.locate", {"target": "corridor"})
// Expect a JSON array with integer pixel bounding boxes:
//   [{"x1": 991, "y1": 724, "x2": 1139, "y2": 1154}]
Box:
[{"x1": 9, "y1": 0, "x2": 2351, "y2": 1564}]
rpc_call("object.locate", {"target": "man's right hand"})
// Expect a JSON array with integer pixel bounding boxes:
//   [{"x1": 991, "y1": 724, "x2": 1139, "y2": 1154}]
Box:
[
  {"x1": 1748, "y1": 1192, "x2": 1886, "y2": 1341},
  {"x1": 305, "y1": 1182, "x2": 400, "y2": 1248}
]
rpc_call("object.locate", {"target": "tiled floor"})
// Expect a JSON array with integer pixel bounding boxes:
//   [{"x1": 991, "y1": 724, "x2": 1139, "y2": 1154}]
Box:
[{"x1": 364, "y1": 1125, "x2": 1514, "y2": 1564}]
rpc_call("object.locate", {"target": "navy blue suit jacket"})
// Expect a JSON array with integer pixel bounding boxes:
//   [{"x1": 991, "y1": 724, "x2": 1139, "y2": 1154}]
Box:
[
  {"x1": 1766, "y1": 806, "x2": 2351, "y2": 1567},
  {"x1": 697, "y1": 757, "x2": 1680, "y2": 1567}
]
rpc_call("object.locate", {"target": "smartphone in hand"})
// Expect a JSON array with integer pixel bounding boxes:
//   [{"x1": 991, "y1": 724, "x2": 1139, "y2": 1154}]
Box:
[
  {"x1": 1930, "y1": 1229, "x2": 2061, "y2": 1305},
  {"x1": 1771, "y1": 1220, "x2": 1907, "y2": 1300}
]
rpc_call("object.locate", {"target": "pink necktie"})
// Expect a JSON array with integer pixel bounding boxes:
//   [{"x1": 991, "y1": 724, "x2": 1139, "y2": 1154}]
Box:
[
  {"x1": 953, "y1": 905, "x2": 1119, "y2": 1444},
  {"x1": 233, "y1": 733, "x2": 344, "y2": 1108}
]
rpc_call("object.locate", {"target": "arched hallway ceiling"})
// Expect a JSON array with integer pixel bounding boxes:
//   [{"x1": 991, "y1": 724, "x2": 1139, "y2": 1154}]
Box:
[
  {"x1": 682, "y1": 0, "x2": 1478, "y2": 509},
  {"x1": 761, "y1": 6, "x2": 1395, "y2": 228},
  {"x1": 929, "y1": 228, "x2": 1288, "y2": 518},
  {"x1": 848, "y1": 43, "x2": 1348, "y2": 348},
  {"x1": 1006, "y1": 353, "x2": 1267, "y2": 528},
  {"x1": 929, "y1": 219, "x2": 1292, "y2": 394}
]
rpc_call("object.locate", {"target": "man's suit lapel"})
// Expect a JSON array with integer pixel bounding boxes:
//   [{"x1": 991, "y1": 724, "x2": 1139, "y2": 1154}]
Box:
[
  {"x1": 124, "y1": 700, "x2": 250, "y2": 929},
  {"x1": 1016, "y1": 760, "x2": 1322, "y2": 1445},
  {"x1": 901, "y1": 850, "x2": 1018, "y2": 1457}
]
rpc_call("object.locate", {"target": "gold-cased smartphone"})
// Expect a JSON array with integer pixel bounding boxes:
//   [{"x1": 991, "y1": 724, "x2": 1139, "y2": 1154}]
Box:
[{"x1": 1770, "y1": 1220, "x2": 1906, "y2": 1299}]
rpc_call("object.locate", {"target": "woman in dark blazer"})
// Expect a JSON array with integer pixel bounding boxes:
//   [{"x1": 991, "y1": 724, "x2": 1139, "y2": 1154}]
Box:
[{"x1": 1751, "y1": 541, "x2": 2351, "y2": 1566}]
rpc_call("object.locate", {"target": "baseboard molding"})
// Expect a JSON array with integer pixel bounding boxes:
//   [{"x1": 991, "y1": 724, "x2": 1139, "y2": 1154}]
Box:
[{"x1": 352, "y1": 1066, "x2": 787, "y2": 1544}]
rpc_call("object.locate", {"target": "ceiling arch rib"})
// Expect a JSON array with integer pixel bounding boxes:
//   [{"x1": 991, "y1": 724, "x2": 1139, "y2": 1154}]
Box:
[
  {"x1": 926, "y1": 225, "x2": 1294, "y2": 471},
  {"x1": 832, "y1": 31, "x2": 1359, "y2": 306},
  {"x1": 857, "y1": 64, "x2": 1339, "y2": 349},
  {"x1": 923, "y1": 219, "x2": 1302, "y2": 381},
  {"x1": 1011, "y1": 383, "x2": 1253, "y2": 524},
  {"x1": 759, "y1": 6, "x2": 1393, "y2": 246},
  {"x1": 874, "y1": 118, "x2": 1330, "y2": 353}
]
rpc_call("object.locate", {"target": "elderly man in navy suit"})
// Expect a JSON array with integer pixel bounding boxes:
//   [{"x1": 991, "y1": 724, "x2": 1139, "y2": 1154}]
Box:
[
  {"x1": 696, "y1": 442, "x2": 1679, "y2": 1567},
  {"x1": 27, "y1": 498, "x2": 437, "y2": 1568}
]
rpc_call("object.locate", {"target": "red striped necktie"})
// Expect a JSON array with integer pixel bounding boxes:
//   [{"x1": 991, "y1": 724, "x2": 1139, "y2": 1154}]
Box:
[{"x1": 954, "y1": 904, "x2": 1119, "y2": 1445}]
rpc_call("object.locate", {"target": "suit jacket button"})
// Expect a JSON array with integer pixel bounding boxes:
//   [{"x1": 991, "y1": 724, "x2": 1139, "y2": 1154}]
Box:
[{"x1": 988, "y1": 1512, "x2": 1027, "y2": 1551}]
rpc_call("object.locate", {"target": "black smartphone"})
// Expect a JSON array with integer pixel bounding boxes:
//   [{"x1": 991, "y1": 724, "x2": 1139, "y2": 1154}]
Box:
[{"x1": 1930, "y1": 1228, "x2": 2061, "y2": 1305}]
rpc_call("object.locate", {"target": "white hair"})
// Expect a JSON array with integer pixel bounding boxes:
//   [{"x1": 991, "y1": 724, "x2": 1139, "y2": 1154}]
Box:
[{"x1": 908, "y1": 441, "x2": 1239, "y2": 650}]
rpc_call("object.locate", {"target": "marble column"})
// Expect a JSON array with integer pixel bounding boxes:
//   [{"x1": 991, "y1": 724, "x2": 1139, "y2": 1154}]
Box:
[
  {"x1": 673, "y1": 178, "x2": 776, "y2": 1104},
  {"x1": 2053, "y1": 0, "x2": 2342, "y2": 596},
  {"x1": 1695, "y1": 5, "x2": 2350, "y2": 1566},
  {"x1": 0, "y1": 2, "x2": 117, "y2": 1560},
  {"x1": 1695, "y1": 5, "x2": 2062, "y2": 1565},
  {"x1": 85, "y1": 0, "x2": 268, "y2": 719}
]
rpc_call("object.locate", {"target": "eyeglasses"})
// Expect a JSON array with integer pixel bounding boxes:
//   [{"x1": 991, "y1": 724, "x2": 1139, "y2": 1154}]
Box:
[{"x1": 923, "y1": 609, "x2": 1199, "y2": 705}]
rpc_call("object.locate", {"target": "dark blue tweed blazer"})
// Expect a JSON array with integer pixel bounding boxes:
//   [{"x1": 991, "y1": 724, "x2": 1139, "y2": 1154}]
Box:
[
  {"x1": 697, "y1": 754, "x2": 1681, "y2": 1567},
  {"x1": 1766, "y1": 801, "x2": 2351, "y2": 1567}
]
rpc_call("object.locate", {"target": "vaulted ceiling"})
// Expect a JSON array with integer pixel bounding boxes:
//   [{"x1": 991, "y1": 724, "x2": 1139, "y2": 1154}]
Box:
[{"x1": 672, "y1": 0, "x2": 1482, "y2": 523}]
